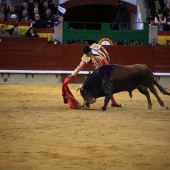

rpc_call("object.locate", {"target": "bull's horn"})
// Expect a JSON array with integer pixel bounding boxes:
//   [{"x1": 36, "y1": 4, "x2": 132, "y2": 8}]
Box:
[
  {"x1": 76, "y1": 87, "x2": 80, "y2": 91},
  {"x1": 76, "y1": 83, "x2": 84, "y2": 91}
]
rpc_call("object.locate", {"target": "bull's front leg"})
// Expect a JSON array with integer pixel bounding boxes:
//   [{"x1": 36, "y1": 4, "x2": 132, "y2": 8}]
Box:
[
  {"x1": 101, "y1": 83, "x2": 112, "y2": 111},
  {"x1": 81, "y1": 101, "x2": 90, "y2": 108},
  {"x1": 101, "y1": 95, "x2": 111, "y2": 111}
]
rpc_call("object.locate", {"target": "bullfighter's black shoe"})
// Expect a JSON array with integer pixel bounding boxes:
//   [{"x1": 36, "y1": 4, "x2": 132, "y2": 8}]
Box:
[{"x1": 111, "y1": 104, "x2": 122, "y2": 108}]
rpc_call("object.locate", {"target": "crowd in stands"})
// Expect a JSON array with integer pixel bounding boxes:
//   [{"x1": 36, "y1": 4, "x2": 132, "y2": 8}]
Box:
[
  {"x1": 0, "y1": 0, "x2": 64, "y2": 43},
  {"x1": 116, "y1": 39, "x2": 157, "y2": 46},
  {"x1": 0, "y1": 0, "x2": 62, "y2": 28},
  {"x1": 0, "y1": 0, "x2": 170, "y2": 45},
  {"x1": 147, "y1": 0, "x2": 170, "y2": 31},
  {"x1": 1, "y1": 0, "x2": 169, "y2": 31}
]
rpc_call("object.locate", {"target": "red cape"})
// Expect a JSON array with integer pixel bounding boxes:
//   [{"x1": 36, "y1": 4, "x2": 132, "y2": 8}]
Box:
[{"x1": 62, "y1": 83, "x2": 80, "y2": 109}]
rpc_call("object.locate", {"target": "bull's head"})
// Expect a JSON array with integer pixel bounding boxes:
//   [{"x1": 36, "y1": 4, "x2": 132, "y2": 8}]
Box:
[{"x1": 78, "y1": 84, "x2": 96, "y2": 107}]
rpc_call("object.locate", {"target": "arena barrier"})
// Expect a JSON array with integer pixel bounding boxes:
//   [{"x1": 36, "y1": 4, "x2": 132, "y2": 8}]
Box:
[{"x1": 0, "y1": 37, "x2": 170, "y2": 85}]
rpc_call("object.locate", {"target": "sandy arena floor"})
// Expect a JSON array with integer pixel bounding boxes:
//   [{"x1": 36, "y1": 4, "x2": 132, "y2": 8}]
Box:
[{"x1": 0, "y1": 83, "x2": 170, "y2": 170}]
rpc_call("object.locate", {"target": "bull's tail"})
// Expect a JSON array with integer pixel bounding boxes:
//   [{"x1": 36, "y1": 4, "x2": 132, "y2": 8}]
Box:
[{"x1": 154, "y1": 80, "x2": 170, "y2": 95}]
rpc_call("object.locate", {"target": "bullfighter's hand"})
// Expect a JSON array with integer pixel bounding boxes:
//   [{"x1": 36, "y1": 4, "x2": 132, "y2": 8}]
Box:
[{"x1": 63, "y1": 75, "x2": 73, "y2": 85}]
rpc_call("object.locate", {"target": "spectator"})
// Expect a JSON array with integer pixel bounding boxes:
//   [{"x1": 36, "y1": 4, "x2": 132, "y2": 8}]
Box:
[
  {"x1": 154, "y1": 10, "x2": 168, "y2": 31},
  {"x1": 166, "y1": 9, "x2": 170, "y2": 26},
  {"x1": 25, "y1": 27, "x2": 39, "y2": 37},
  {"x1": 28, "y1": 0, "x2": 35, "y2": 15},
  {"x1": 21, "y1": 14, "x2": 32, "y2": 22},
  {"x1": 123, "y1": 40, "x2": 127, "y2": 45},
  {"x1": 149, "y1": 0, "x2": 165, "y2": 15},
  {"x1": 5, "y1": 5, "x2": 19, "y2": 21},
  {"x1": 58, "y1": 15, "x2": 64, "y2": 24},
  {"x1": 12, "y1": 25, "x2": 22, "y2": 37},
  {"x1": 68, "y1": 39, "x2": 81, "y2": 44},
  {"x1": 42, "y1": 8, "x2": 55, "y2": 28},
  {"x1": 33, "y1": 1, "x2": 40, "y2": 9},
  {"x1": 132, "y1": 40, "x2": 140, "y2": 46},
  {"x1": 0, "y1": 6, "x2": 5, "y2": 15},
  {"x1": 0, "y1": 13, "x2": 5, "y2": 21},
  {"x1": 54, "y1": 15, "x2": 64, "y2": 26},
  {"x1": 20, "y1": 9, "x2": 28, "y2": 20},
  {"x1": 20, "y1": 9, "x2": 32, "y2": 22},
  {"x1": 149, "y1": 20, "x2": 155, "y2": 26},
  {"x1": 164, "y1": 0, "x2": 170, "y2": 16},
  {"x1": 19, "y1": 0, "x2": 31, "y2": 17},
  {"x1": 150, "y1": 0, "x2": 162, "y2": 20},
  {"x1": 32, "y1": 1, "x2": 42, "y2": 16},
  {"x1": 21, "y1": 15, "x2": 30, "y2": 23},
  {"x1": 45, "y1": 0, "x2": 55, "y2": 10},
  {"x1": 30, "y1": 7, "x2": 39, "y2": 20},
  {"x1": 140, "y1": 40, "x2": 144, "y2": 45},
  {"x1": 146, "y1": 15, "x2": 154, "y2": 26},
  {"x1": 48, "y1": 34, "x2": 61, "y2": 44},
  {"x1": 0, "y1": 25, "x2": 11, "y2": 36},
  {"x1": 10, "y1": 14, "x2": 18, "y2": 22},
  {"x1": 116, "y1": 40, "x2": 127, "y2": 45},
  {"x1": 41, "y1": 0, "x2": 50, "y2": 16},
  {"x1": 148, "y1": 37, "x2": 160, "y2": 46},
  {"x1": 31, "y1": 14, "x2": 47, "y2": 28},
  {"x1": 15, "y1": 0, "x2": 25, "y2": 6},
  {"x1": 4, "y1": 0, "x2": 11, "y2": 14}
]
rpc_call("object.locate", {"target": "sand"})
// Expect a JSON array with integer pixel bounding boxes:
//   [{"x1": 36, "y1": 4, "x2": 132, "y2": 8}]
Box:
[{"x1": 0, "y1": 83, "x2": 170, "y2": 170}]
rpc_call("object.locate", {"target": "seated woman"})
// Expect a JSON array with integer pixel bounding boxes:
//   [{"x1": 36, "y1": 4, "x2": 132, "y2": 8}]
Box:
[
  {"x1": 12, "y1": 25, "x2": 22, "y2": 37},
  {"x1": 154, "y1": 10, "x2": 168, "y2": 31},
  {"x1": 25, "y1": 27, "x2": 39, "y2": 37},
  {"x1": 0, "y1": 25, "x2": 11, "y2": 37}
]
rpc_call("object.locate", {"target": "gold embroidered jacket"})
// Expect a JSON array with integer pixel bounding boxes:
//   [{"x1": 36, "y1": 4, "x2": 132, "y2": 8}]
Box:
[{"x1": 71, "y1": 54, "x2": 108, "y2": 77}]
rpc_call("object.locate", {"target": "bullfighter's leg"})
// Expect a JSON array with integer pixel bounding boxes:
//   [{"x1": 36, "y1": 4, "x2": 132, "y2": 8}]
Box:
[
  {"x1": 137, "y1": 87, "x2": 153, "y2": 109},
  {"x1": 148, "y1": 86, "x2": 164, "y2": 107},
  {"x1": 110, "y1": 95, "x2": 122, "y2": 107}
]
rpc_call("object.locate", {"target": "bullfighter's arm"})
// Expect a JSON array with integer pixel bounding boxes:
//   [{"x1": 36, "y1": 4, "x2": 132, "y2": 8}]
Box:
[
  {"x1": 100, "y1": 45, "x2": 110, "y2": 63},
  {"x1": 71, "y1": 61, "x2": 86, "y2": 77},
  {"x1": 71, "y1": 54, "x2": 90, "y2": 77}
]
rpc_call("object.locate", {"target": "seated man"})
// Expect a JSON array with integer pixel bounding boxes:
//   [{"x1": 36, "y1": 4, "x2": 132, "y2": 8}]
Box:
[
  {"x1": 48, "y1": 34, "x2": 61, "y2": 44},
  {"x1": 148, "y1": 37, "x2": 160, "y2": 46}
]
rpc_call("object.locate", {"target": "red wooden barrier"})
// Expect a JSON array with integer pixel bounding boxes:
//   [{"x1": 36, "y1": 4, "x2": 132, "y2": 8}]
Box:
[{"x1": 0, "y1": 37, "x2": 170, "y2": 73}]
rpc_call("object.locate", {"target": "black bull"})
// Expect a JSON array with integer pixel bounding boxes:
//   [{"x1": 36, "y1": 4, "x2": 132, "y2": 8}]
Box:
[{"x1": 79, "y1": 64, "x2": 170, "y2": 111}]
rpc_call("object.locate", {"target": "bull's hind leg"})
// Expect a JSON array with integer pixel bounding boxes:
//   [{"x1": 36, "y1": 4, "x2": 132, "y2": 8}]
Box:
[
  {"x1": 137, "y1": 86, "x2": 153, "y2": 109},
  {"x1": 148, "y1": 86, "x2": 164, "y2": 107}
]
